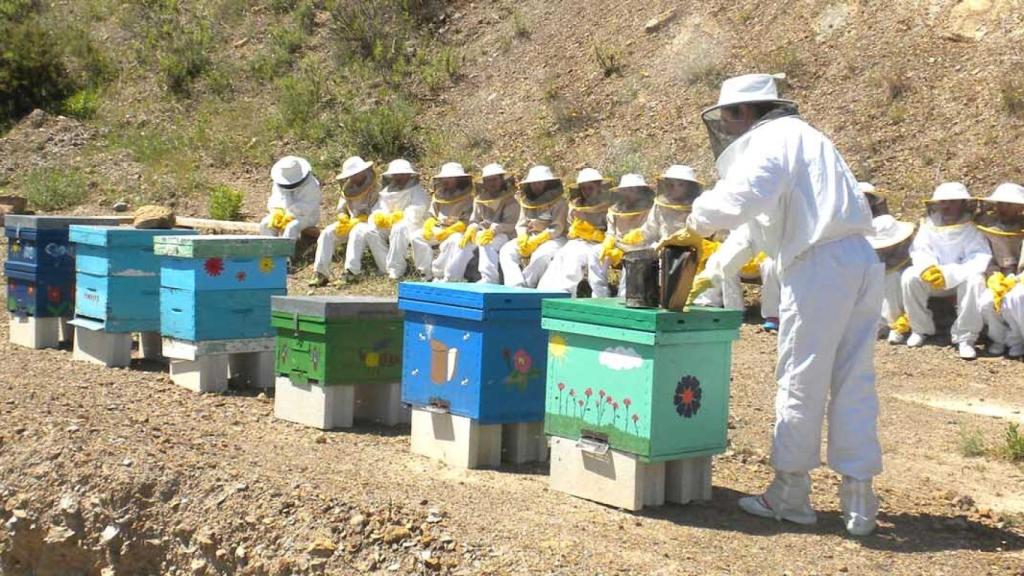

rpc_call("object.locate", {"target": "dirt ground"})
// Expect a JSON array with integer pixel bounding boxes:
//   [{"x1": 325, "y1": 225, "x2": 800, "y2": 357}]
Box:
[{"x1": 2, "y1": 243, "x2": 1024, "y2": 575}]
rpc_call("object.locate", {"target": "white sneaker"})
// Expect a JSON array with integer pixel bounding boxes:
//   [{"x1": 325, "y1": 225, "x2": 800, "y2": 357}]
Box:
[
  {"x1": 906, "y1": 333, "x2": 927, "y2": 348},
  {"x1": 1009, "y1": 345, "x2": 1024, "y2": 359},
  {"x1": 840, "y1": 476, "x2": 879, "y2": 537},
  {"x1": 988, "y1": 342, "x2": 1007, "y2": 356},
  {"x1": 738, "y1": 472, "x2": 818, "y2": 526},
  {"x1": 958, "y1": 342, "x2": 978, "y2": 360},
  {"x1": 887, "y1": 330, "x2": 907, "y2": 345}
]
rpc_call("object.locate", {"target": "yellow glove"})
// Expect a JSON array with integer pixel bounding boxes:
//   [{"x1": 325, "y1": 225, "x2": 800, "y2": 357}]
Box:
[
  {"x1": 921, "y1": 265, "x2": 946, "y2": 290},
  {"x1": 987, "y1": 272, "x2": 1018, "y2": 312},
  {"x1": 460, "y1": 224, "x2": 479, "y2": 248},
  {"x1": 372, "y1": 212, "x2": 391, "y2": 229},
  {"x1": 516, "y1": 233, "x2": 530, "y2": 256},
  {"x1": 586, "y1": 227, "x2": 606, "y2": 243},
  {"x1": 686, "y1": 272, "x2": 714, "y2": 306},
  {"x1": 568, "y1": 219, "x2": 593, "y2": 240},
  {"x1": 527, "y1": 230, "x2": 551, "y2": 253},
  {"x1": 740, "y1": 252, "x2": 767, "y2": 277},
  {"x1": 476, "y1": 228, "x2": 496, "y2": 247},
  {"x1": 269, "y1": 208, "x2": 287, "y2": 229},
  {"x1": 621, "y1": 228, "x2": 646, "y2": 246},
  {"x1": 657, "y1": 228, "x2": 705, "y2": 262},
  {"x1": 388, "y1": 210, "x2": 404, "y2": 226},
  {"x1": 698, "y1": 239, "x2": 720, "y2": 273},
  {"x1": 423, "y1": 217, "x2": 439, "y2": 241},
  {"x1": 890, "y1": 313, "x2": 911, "y2": 335},
  {"x1": 335, "y1": 214, "x2": 353, "y2": 237},
  {"x1": 599, "y1": 236, "x2": 623, "y2": 266},
  {"x1": 436, "y1": 221, "x2": 467, "y2": 243}
]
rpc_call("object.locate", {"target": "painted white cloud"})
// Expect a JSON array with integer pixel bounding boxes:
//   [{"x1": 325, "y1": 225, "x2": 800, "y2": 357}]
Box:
[{"x1": 598, "y1": 346, "x2": 643, "y2": 371}]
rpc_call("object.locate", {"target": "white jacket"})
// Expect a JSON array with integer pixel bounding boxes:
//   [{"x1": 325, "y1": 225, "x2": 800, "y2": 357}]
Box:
[
  {"x1": 908, "y1": 216, "x2": 991, "y2": 289},
  {"x1": 372, "y1": 182, "x2": 430, "y2": 229},
  {"x1": 687, "y1": 116, "x2": 873, "y2": 271},
  {"x1": 267, "y1": 176, "x2": 322, "y2": 229}
]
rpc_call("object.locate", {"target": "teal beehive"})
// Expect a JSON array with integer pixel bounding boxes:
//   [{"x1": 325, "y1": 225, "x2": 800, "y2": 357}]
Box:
[{"x1": 541, "y1": 298, "x2": 742, "y2": 462}]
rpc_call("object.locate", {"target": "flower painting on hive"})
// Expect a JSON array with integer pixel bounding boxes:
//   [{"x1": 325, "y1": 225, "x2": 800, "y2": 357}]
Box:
[{"x1": 502, "y1": 348, "x2": 539, "y2": 391}]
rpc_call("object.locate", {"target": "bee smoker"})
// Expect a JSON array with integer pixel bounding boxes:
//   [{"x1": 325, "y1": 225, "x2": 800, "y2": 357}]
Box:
[{"x1": 622, "y1": 247, "x2": 699, "y2": 310}]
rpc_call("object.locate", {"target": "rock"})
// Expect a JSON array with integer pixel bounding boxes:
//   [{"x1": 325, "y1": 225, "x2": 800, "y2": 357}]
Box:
[
  {"x1": 113, "y1": 200, "x2": 129, "y2": 212},
  {"x1": 235, "y1": 545, "x2": 247, "y2": 560},
  {"x1": 44, "y1": 526, "x2": 78, "y2": 544},
  {"x1": 644, "y1": 8, "x2": 677, "y2": 33},
  {"x1": 951, "y1": 494, "x2": 976, "y2": 511},
  {"x1": 307, "y1": 537, "x2": 337, "y2": 557},
  {"x1": 349, "y1": 514, "x2": 367, "y2": 528},
  {"x1": 383, "y1": 525, "x2": 411, "y2": 544},
  {"x1": 101, "y1": 524, "x2": 121, "y2": 545},
  {"x1": 133, "y1": 205, "x2": 175, "y2": 229}
]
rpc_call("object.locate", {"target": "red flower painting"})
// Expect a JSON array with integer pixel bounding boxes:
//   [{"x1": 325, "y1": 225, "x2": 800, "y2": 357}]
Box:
[
  {"x1": 513, "y1": 349, "x2": 532, "y2": 373},
  {"x1": 236, "y1": 271, "x2": 247, "y2": 282},
  {"x1": 502, "y1": 348, "x2": 539, "y2": 391},
  {"x1": 46, "y1": 286, "x2": 61, "y2": 303},
  {"x1": 204, "y1": 257, "x2": 225, "y2": 277}
]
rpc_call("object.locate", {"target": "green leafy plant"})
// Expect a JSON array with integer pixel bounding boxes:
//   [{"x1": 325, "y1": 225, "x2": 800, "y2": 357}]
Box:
[
  {"x1": 22, "y1": 168, "x2": 89, "y2": 211},
  {"x1": 1004, "y1": 423, "x2": 1024, "y2": 462},
  {"x1": 958, "y1": 426, "x2": 986, "y2": 458},
  {"x1": 0, "y1": 2, "x2": 75, "y2": 126},
  {"x1": 62, "y1": 88, "x2": 101, "y2": 119},
  {"x1": 159, "y1": 25, "x2": 212, "y2": 97},
  {"x1": 208, "y1": 185, "x2": 245, "y2": 221},
  {"x1": 347, "y1": 99, "x2": 419, "y2": 160},
  {"x1": 594, "y1": 44, "x2": 623, "y2": 78}
]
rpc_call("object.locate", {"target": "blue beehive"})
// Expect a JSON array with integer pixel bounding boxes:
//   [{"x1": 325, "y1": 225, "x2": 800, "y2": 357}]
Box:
[
  {"x1": 70, "y1": 225, "x2": 196, "y2": 332},
  {"x1": 155, "y1": 235, "x2": 292, "y2": 342},
  {"x1": 5, "y1": 216, "x2": 122, "y2": 318},
  {"x1": 398, "y1": 282, "x2": 569, "y2": 424}
]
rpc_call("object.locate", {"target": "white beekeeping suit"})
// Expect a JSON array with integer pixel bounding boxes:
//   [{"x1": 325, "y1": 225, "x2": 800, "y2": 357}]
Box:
[
  {"x1": 411, "y1": 163, "x2": 474, "y2": 281},
  {"x1": 312, "y1": 156, "x2": 380, "y2": 284},
  {"x1": 686, "y1": 74, "x2": 883, "y2": 536},
  {"x1": 499, "y1": 166, "x2": 568, "y2": 288},
  {"x1": 587, "y1": 174, "x2": 655, "y2": 298},
  {"x1": 900, "y1": 182, "x2": 990, "y2": 359},
  {"x1": 368, "y1": 159, "x2": 430, "y2": 280},
  {"x1": 259, "y1": 156, "x2": 322, "y2": 240},
  {"x1": 864, "y1": 215, "x2": 916, "y2": 344},
  {"x1": 446, "y1": 163, "x2": 519, "y2": 284},
  {"x1": 537, "y1": 168, "x2": 610, "y2": 295},
  {"x1": 973, "y1": 183, "x2": 1024, "y2": 357}
]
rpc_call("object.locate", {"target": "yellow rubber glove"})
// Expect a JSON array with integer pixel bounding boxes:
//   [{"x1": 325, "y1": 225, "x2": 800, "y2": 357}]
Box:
[
  {"x1": 599, "y1": 236, "x2": 624, "y2": 266},
  {"x1": 388, "y1": 210, "x2": 404, "y2": 226},
  {"x1": 621, "y1": 228, "x2": 646, "y2": 246},
  {"x1": 335, "y1": 214, "x2": 353, "y2": 237},
  {"x1": 372, "y1": 212, "x2": 391, "y2": 229},
  {"x1": 657, "y1": 228, "x2": 705, "y2": 262},
  {"x1": 436, "y1": 221, "x2": 467, "y2": 243},
  {"x1": 921, "y1": 265, "x2": 946, "y2": 290},
  {"x1": 269, "y1": 208, "x2": 287, "y2": 229},
  {"x1": 516, "y1": 233, "x2": 530, "y2": 256},
  {"x1": 740, "y1": 252, "x2": 767, "y2": 277},
  {"x1": 686, "y1": 272, "x2": 714, "y2": 306},
  {"x1": 523, "y1": 231, "x2": 552, "y2": 257},
  {"x1": 698, "y1": 238, "x2": 720, "y2": 274},
  {"x1": 890, "y1": 313, "x2": 911, "y2": 335},
  {"x1": 423, "y1": 217, "x2": 439, "y2": 241},
  {"x1": 585, "y1": 227, "x2": 606, "y2": 244},
  {"x1": 459, "y1": 224, "x2": 479, "y2": 248},
  {"x1": 987, "y1": 272, "x2": 1018, "y2": 312},
  {"x1": 476, "y1": 228, "x2": 496, "y2": 247},
  {"x1": 568, "y1": 219, "x2": 593, "y2": 241}
]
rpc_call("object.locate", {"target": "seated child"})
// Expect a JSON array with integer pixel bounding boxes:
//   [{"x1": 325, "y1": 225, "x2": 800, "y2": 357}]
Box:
[
  {"x1": 260, "y1": 155, "x2": 321, "y2": 240},
  {"x1": 447, "y1": 163, "x2": 520, "y2": 284},
  {"x1": 312, "y1": 156, "x2": 379, "y2": 285},
  {"x1": 369, "y1": 159, "x2": 430, "y2": 280},
  {"x1": 537, "y1": 168, "x2": 611, "y2": 295},
  {"x1": 411, "y1": 163, "x2": 474, "y2": 281},
  {"x1": 976, "y1": 183, "x2": 1024, "y2": 357},
  {"x1": 588, "y1": 173, "x2": 655, "y2": 297},
  {"x1": 499, "y1": 166, "x2": 568, "y2": 288}
]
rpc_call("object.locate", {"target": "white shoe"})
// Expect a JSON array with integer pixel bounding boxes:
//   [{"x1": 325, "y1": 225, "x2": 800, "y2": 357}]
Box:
[
  {"x1": 1010, "y1": 345, "x2": 1024, "y2": 359},
  {"x1": 988, "y1": 342, "x2": 1007, "y2": 356},
  {"x1": 840, "y1": 476, "x2": 879, "y2": 537},
  {"x1": 906, "y1": 333, "x2": 927, "y2": 348},
  {"x1": 738, "y1": 472, "x2": 818, "y2": 526},
  {"x1": 887, "y1": 330, "x2": 906, "y2": 345},
  {"x1": 958, "y1": 342, "x2": 978, "y2": 360}
]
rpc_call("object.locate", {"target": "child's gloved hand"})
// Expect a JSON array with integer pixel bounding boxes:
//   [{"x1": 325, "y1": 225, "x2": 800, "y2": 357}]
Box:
[
  {"x1": 459, "y1": 224, "x2": 479, "y2": 248},
  {"x1": 921, "y1": 265, "x2": 946, "y2": 290},
  {"x1": 476, "y1": 228, "x2": 496, "y2": 247},
  {"x1": 620, "y1": 228, "x2": 646, "y2": 246}
]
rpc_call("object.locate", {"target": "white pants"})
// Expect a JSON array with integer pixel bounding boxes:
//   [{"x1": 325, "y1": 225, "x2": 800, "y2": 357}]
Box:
[
  {"x1": 980, "y1": 286, "x2": 1023, "y2": 348},
  {"x1": 445, "y1": 233, "x2": 512, "y2": 283},
  {"x1": 694, "y1": 274, "x2": 745, "y2": 310},
  {"x1": 385, "y1": 221, "x2": 416, "y2": 279},
  {"x1": 410, "y1": 234, "x2": 440, "y2": 280},
  {"x1": 587, "y1": 244, "x2": 615, "y2": 297},
  {"x1": 537, "y1": 239, "x2": 599, "y2": 295},
  {"x1": 773, "y1": 235, "x2": 883, "y2": 480},
  {"x1": 259, "y1": 217, "x2": 302, "y2": 240},
  {"x1": 314, "y1": 222, "x2": 386, "y2": 276},
  {"x1": 880, "y1": 268, "x2": 905, "y2": 328},
  {"x1": 476, "y1": 234, "x2": 510, "y2": 284},
  {"x1": 428, "y1": 234, "x2": 472, "y2": 282},
  {"x1": 760, "y1": 257, "x2": 780, "y2": 319},
  {"x1": 500, "y1": 237, "x2": 567, "y2": 288},
  {"x1": 998, "y1": 284, "x2": 1024, "y2": 348},
  {"x1": 901, "y1": 268, "x2": 984, "y2": 344}
]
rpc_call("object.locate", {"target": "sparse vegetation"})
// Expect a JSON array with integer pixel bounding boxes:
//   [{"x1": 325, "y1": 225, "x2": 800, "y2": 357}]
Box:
[
  {"x1": 594, "y1": 44, "x2": 624, "y2": 78},
  {"x1": 22, "y1": 168, "x2": 89, "y2": 211},
  {"x1": 1001, "y1": 77, "x2": 1024, "y2": 118},
  {"x1": 61, "y1": 88, "x2": 102, "y2": 120},
  {"x1": 208, "y1": 184, "x2": 245, "y2": 221},
  {"x1": 512, "y1": 10, "x2": 530, "y2": 39},
  {"x1": 347, "y1": 99, "x2": 420, "y2": 160},
  {"x1": 883, "y1": 71, "x2": 910, "y2": 104},
  {"x1": 0, "y1": 1, "x2": 77, "y2": 126},
  {"x1": 958, "y1": 426, "x2": 986, "y2": 458},
  {"x1": 1004, "y1": 423, "x2": 1024, "y2": 462}
]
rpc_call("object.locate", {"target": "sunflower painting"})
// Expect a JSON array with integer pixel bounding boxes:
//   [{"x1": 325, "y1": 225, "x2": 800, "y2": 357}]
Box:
[{"x1": 259, "y1": 257, "x2": 275, "y2": 274}]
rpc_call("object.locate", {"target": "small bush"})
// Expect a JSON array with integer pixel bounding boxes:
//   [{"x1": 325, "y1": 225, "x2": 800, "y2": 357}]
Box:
[
  {"x1": 208, "y1": 185, "x2": 245, "y2": 221},
  {"x1": 276, "y1": 64, "x2": 326, "y2": 134},
  {"x1": 512, "y1": 10, "x2": 530, "y2": 39},
  {"x1": 160, "y1": 26, "x2": 212, "y2": 97},
  {"x1": 1005, "y1": 423, "x2": 1024, "y2": 462},
  {"x1": 270, "y1": 0, "x2": 297, "y2": 14},
  {"x1": 347, "y1": 99, "x2": 419, "y2": 160},
  {"x1": 594, "y1": 44, "x2": 623, "y2": 78},
  {"x1": 1001, "y1": 78, "x2": 1024, "y2": 118},
  {"x1": 882, "y1": 72, "x2": 909, "y2": 103},
  {"x1": 0, "y1": 5, "x2": 75, "y2": 126},
  {"x1": 62, "y1": 88, "x2": 101, "y2": 120},
  {"x1": 23, "y1": 168, "x2": 90, "y2": 211},
  {"x1": 958, "y1": 426, "x2": 986, "y2": 458}
]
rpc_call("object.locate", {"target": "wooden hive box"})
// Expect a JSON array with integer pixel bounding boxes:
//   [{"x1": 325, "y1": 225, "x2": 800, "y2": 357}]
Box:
[
  {"x1": 69, "y1": 225, "x2": 196, "y2": 333},
  {"x1": 155, "y1": 235, "x2": 292, "y2": 342},
  {"x1": 397, "y1": 282, "x2": 569, "y2": 425},
  {"x1": 4, "y1": 216, "x2": 122, "y2": 318},
  {"x1": 271, "y1": 295, "x2": 403, "y2": 386},
  {"x1": 541, "y1": 298, "x2": 742, "y2": 462}
]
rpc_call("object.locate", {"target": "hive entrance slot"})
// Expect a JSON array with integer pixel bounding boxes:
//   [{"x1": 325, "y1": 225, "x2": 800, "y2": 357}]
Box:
[{"x1": 577, "y1": 431, "x2": 609, "y2": 455}]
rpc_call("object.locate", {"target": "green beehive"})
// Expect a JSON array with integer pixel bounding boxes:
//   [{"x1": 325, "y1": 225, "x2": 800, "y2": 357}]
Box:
[
  {"x1": 541, "y1": 298, "x2": 742, "y2": 463},
  {"x1": 271, "y1": 296, "x2": 403, "y2": 386}
]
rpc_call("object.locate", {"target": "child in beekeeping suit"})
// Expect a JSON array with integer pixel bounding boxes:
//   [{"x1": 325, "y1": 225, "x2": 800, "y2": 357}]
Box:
[
  {"x1": 975, "y1": 183, "x2": 1024, "y2": 357},
  {"x1": 588, "y1": 173, "x2": 656, "y2": 297},
  {"x1": 411, "y1": 162, "x2": 474, "y2": 281},
  {"x1": 311, "y1": 156, "x2": 380, "y2": 286},
  {"x1": 499, "y1": 166, "x2": 569, "y2": 287},
  {"x1": 446, "y1": 163, "x2": 519, "y2": 284},
  {"x1": 368, "y1": 159, "x2": 430, "y2": 280},
  {"x1": 537, "y1": 168, "x2": 611, "y2": 295},
  {"x1": 260, "y1": 155, "x2": 322, "y2": 241},
  {"x1": 901, "y1": 182, "x2": 991, "y2": 360},
  {"x1": 858, "y1": 183, "x2": 917, "y2": 344}
]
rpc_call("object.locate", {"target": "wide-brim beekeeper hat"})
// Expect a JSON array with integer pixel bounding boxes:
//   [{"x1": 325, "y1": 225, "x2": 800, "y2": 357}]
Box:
[
  {"x1": 271, "y1": 156, "x2": 312, "y2": 188},
  {"x1": 336, "y1": 156, "x2": 375, "y2": 181},
  {"x1": 866, "y1": 215, "x2": 916, "y2": 250},
  {"x1": 983, "y1": 183, "x2": 1024, "y2": 205},
  {"x1": 521, "y1": 165, "x2": 559, "y2": 185},
  {"x1": 701, "y1": 74, "x2": 795, "y2": 161},
  {"x1": 927, "y1": 182, "x2": 973, "y2": 203},
  {"x1": 481, "y1": 163, "x2": 507, "y2": 179},
  {"x1": 382, "y1": 159, "x2": 417, "y2": 177},
  {"x1": 613, "y1": 173, "x2": 653, "y2": 191}
]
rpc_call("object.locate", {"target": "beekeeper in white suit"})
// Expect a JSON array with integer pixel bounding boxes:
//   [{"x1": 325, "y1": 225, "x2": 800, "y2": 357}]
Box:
[
  {"x1": 537, "y1": 168, "x2": 611, "y2": 294},
  {"x1": 370, "y1": 159, "x2": 430, "y2": 280},
  {"x1": 975, "y1": 183, "x2": 1024, "y2": 357},
  {"x1": 260, "y1": 155, "x2": 322, "y2": 240},
  {"x1": 683, "y1": 74, "x2": 884, "y2": 536},
  {"x1": 901, "y1": 182, "x2": 990, "y2": 359}
]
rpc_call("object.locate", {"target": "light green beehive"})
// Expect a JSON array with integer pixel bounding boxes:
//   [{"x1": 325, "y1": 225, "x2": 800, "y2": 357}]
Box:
[{"x1": 541, "y1": 298, "x2": 742, "y2": 462}]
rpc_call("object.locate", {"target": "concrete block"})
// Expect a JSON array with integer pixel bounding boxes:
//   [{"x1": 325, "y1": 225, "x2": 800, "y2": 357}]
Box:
[
  {"x1": 170, "y1": 355, "x2": 229, "y2": 393},
  {"x1": 665, "y1": 456, "x2": 713, "y2": 505},
  {"x1": 228, "y1": 351, "x2": 275, "y2": 390},
  {"x1": 274, "y1": 376, "x2": 354, "y2": 429},
  {"x1": 8, "y1": 315, "x2": 61, "y2": 349},
  {"x1": 72, "y1": 326, "x2": 132, "y2": 368},
  {"x1": 501, "y1": 421, "x2": 548, "y2": 465},
  {"x1": 410, "y1": 407, "x2": 501, "y2": 469},
  {"x1": 353, "y1": 382, "x2": 408, "y2": 426},
  {"x1": 548, "y1": 436, "x2": 666, "y2": 511},
  {"x1": 138, "y1": 331, "x2": 164, "y2": 361}
]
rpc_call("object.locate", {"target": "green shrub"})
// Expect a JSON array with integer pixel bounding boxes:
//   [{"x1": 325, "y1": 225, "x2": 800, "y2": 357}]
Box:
[
  {"x1": 594, "y1": 44, "x2": 623, "y2": 78},
  {"x1": 329, "y1": 0, "x2": 411, "y2": 71},
  {"x1": 419, "y1": 46, "x2": 461, "y2": 90},
  {"x1": 62, "y1": 88, "x2": 102, "y2": 120},
  {"x1": 958, "y1": 426, "x2": 986, "y2": 458},
  {"x1": 0, "y1": 4, "x2": 75, "y2": 126},
  {"x1": 269, "y1": 0, "x2": 297, "y2": 14},
  {"x1": 22, "y1": 168, "x2": 89, "y2": 211},
  {"x1": 276, "y1": 64, "x2": 326, "y2": 134},
  {"x1": 208, "y1": 185, "x2": 245, "y2": 221},
  {"x1": 1005, "y1": 423, "x2": 1024, "y2": 462},
  {"x1": 159, "y1": 25, "x2": 212, "y2": 97},
  {"x1": 347, "y1": 99, "x2": 419, "y2": 160},
  {"x1": 1001, "y1": 77, "x2": 1024, "y2": 118}
]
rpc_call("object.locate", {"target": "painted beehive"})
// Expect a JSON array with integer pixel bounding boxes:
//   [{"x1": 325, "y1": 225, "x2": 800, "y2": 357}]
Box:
[
  {"x1": 5, "y1": 216, "x2": 122, "y2": 317},
  {"x1": 70, "y1": 225, "x2": 195, "y2": 332},
  {"x1": 272, "y1": 296, "x2": 403, "y2": 386},
  {"x1": 541, "y1": 299, "x2": 742, "y2": 462},
  {"x1": 156, "y1": 235, "x2": 291, "y2": 341},
  {"x1": 398, "y1": 282, "x2": 569, "y2": 424}
]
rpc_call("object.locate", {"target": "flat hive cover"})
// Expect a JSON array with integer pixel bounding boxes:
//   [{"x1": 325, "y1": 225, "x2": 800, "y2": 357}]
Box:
[
  {"x1": 542, "y1": 298, "x2": 743, "y2": 333},
  {"x1": 154, "y1": 235, "x2": 295, "y2": 258},
  {"x1": 271, "y1": 295, "x2": 399, "y2": 319}
]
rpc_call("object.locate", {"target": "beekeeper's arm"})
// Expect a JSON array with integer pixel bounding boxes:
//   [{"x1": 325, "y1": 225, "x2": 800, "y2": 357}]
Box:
[
  {"x1": 638, "y1": 208, "x2": 661, "y2": 248},
  {"x1": 939, "y1": 228, "x2": 992, "y2": 289},
  {"x1": 514, "y1": 203, "x2": 530, "y2": 239},
  {"x1": 288, "y1": 178, "x2": 322, "y2": 226},
  {"x1": 542, "y1": 198, "x2": 568, "y2": 239},
  {"x1": 401, "y1": 186, "x2": 429, "y2": 228},
  {"x1": 687, "y1": 140, "x2": 785, "y2": 237},
  {"x1": 267, "y1": 186, "x2": 287, "y2": 212},
  {"x1": 907, "y1": 225, "x2": 939, "y2": 273},
  {"x1": 712, "y1": 224, "x2": 757, "y2": 279}
]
